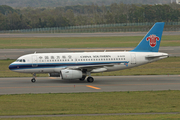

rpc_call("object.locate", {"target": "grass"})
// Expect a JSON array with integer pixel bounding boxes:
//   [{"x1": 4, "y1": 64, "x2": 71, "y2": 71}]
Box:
[
  {"x1": 1, "y1": 114, "x2": 180, "y2": 120},
  {"x1": 0, "y1": 35, "x2": 180, "y2": 49},
  {"x1": 0, "y1": 91, "x2": 180, "y2": 116},
  {"x1": 1, "y1": 57, "x2": 180, "y2": 78}
]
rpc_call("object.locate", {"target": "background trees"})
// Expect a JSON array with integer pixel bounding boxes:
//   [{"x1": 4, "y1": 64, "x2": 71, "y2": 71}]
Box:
[
  {"x1": 0, "y1": 3, "x2": 179, "y2": 30},
  {"x1": 0, "y1": 0, "x2": 174, "y2": 8}
]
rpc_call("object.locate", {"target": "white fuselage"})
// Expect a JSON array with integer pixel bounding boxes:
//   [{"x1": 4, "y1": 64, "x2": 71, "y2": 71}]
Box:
[{"x1": 9, "y1": 51, "x2": 168, "y2": 74}]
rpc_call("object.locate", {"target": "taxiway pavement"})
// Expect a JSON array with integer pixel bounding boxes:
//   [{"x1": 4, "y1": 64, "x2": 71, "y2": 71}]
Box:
[
  {"x1": 0, "y1": 75, "x2": 180, "y2": 95},
  {"x1": 0, "y1": 31, "x2": 179, "y2": 38},
  {"x1": 0, "y1": 46, "x2": 179, "y2": 60}
]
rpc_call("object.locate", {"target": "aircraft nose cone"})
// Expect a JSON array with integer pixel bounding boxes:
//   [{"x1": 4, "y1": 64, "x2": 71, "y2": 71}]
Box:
[{"x1": 9, "y1": 63, "x2": 14, "y2": 70}]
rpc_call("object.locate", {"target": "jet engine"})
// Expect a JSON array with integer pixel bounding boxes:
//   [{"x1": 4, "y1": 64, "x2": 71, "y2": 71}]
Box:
[{"x1": 60, "y1": 69, "x2": 83, "y2": 80}]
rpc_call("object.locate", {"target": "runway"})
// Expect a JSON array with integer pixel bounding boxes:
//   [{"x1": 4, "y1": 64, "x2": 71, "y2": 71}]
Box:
[
  {"x1": 0, "y1": 31, "x2": 179, "y2": 38},
  {"x1": 0, "y1": 46, "x2": 179, "y2": 59},
  {"x1": 0, "y1": 75, "x2": 180, "y2": 95}
]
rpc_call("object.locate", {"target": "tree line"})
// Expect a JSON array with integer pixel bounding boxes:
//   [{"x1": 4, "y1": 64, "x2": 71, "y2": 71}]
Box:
[
  {"x1": 0, "y1": 0, "x2": 172, "y2": 8},
  {"x1": 0, "y1": 3, "x2": 180, "y2": 31}
]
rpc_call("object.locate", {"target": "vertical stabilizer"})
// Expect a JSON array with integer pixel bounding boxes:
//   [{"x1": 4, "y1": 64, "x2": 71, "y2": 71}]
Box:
[{"x1": 131, "y1": 22, "x2": 164, "y2": 52}]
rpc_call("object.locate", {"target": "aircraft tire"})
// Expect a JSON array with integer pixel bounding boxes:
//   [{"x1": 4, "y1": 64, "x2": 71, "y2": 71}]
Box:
[
  {"x1": 87, "y1": 77, "x2": 94, "y2": 83},
  {"x1": 31, "y1": 78, "x2": 36, "y2": 83}
]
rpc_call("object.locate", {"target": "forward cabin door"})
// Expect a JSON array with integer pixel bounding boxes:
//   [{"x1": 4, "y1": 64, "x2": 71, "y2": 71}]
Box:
[
  {"x1": 32, "y1": 56, "x2": 38, "y2": 67},
  {"x1": 131, "y1": 53, "x2": 136, "y2": 64}
]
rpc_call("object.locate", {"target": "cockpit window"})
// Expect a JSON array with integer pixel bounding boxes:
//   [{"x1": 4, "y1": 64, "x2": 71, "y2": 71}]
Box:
[
  {"x1": 16, "y1": 59, "x2": 20, "y2": 62},
  {"x1": 16, "y1": 59, "x2": 26, "y2": 62}
]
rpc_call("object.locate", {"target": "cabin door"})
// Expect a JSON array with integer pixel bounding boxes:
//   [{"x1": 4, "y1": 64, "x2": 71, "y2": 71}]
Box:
[
  {"x1": 131, "y1": 53, "x2": 136, "y2": 64},
  {"x1": 32, "y1": 56, "x2": 38, "y2": 67}
]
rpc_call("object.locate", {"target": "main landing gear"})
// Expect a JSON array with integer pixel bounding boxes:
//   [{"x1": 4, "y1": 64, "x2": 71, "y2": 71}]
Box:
[
  {"x1": 87, "y1": 77, "x2": 94, "y2": 83},
  {"x1": 79, "y1": 75, "x2": 86, "y2": 81},
  {"x1": 79, "y1": 76, "x2": 94, "y2": 83},
  {"x1": 31, "y1": 73, "x2": 36, "y2": 83}
]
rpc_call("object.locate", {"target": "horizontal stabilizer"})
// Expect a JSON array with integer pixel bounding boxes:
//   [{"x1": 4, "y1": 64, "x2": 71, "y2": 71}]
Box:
[{"x1": 145, "y1": 54, "x2": 169, "y2": 58}]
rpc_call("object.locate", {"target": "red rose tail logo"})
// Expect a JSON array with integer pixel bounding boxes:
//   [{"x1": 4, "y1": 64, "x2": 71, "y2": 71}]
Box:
[{"x1": 146, "y1": 34, "x2": 160, "y2": 47}]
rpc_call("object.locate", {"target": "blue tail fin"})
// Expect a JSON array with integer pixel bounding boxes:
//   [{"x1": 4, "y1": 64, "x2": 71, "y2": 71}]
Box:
[{"x1": 131, "y1": 22, "x2": 164, "y2": 52}]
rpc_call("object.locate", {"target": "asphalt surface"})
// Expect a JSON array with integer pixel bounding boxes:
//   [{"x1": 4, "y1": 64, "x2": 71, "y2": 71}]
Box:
[
  {"x1": 0, "y1": 75, "x2": 180, "y2": 95},
  {"x1": 0, "y1": 31, "x2": 179, "y2": 37}
]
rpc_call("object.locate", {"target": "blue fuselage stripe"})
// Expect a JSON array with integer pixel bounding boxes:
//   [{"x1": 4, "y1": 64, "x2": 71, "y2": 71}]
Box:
[{"x1": 9, "y1": 61, "x2": 128, "y2": 70}]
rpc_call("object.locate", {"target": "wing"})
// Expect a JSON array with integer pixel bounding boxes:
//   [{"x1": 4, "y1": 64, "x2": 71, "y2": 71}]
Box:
[{"x1": 66, "y1": 61, "x2": 128, "y2": 72}]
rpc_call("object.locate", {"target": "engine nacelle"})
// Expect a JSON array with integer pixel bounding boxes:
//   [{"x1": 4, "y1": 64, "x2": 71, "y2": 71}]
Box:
[
  {"x1": 48, "y1": 73, "x2": 60, "y2": 77},
  {"x1": 60, "y1": 69, "x2": 83, "y2": 80}
]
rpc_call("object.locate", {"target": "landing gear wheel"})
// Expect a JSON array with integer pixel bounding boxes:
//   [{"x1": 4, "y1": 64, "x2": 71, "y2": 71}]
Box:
[
  {"x1": 31, "y1": 78, "x2": 36, "y2": 83},
  {"x1": 87, "y1": 77, "x2": 94, "y2": 83},
  {"x1": 79, "y1": 75, "x2": 86, "y2": 81}
]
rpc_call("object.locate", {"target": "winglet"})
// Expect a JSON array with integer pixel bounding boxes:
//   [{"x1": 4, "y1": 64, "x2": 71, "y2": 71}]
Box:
[{"x1": 131, "y1": 22, "x2": 165, "y2": 52}]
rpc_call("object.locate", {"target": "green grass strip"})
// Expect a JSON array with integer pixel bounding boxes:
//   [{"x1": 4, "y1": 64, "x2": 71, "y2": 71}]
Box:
[
  {"x1": 1, "y1": 114, "x2": 180, "y2": 120},
  {"x1": 0, "y1": 35, "x2": 179, "y2": 49},
  {"x1": 0, "y1": 91, "x2": 180, "y2": 116}
]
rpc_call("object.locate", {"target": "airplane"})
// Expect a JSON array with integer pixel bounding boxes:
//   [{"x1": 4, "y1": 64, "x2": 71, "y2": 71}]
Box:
[{"x1": 9, "y1": 22, "x2": 168, "y2": 83}]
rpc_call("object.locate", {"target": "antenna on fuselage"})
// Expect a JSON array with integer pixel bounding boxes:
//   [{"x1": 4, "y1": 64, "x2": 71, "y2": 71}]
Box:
[{"x1": 34, "y1": 51, "x2": 36, "y2": 54}]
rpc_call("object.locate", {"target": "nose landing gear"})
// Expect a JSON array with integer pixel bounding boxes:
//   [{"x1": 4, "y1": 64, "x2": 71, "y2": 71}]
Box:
[
  {"x1": 31, "y1": 73, "x2": 36, "y2": 83},
  {"x1": 31, "y1": 78, "x2": 36, "y2": 83}
]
